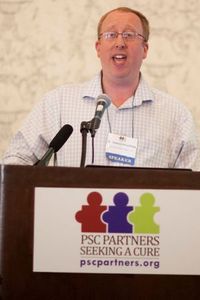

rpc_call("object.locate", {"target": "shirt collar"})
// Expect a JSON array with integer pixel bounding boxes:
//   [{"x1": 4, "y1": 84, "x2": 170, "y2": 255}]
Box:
[
  {"x1": 81, "y1": 72, "x2": 155, "y2": 108},
  {"x1": 133, "y1": 74, "x2": 154, "y2": 106},
  {"x1": 119, "y1": 75, "x2": 154, "y2": 109},
  {"x1": 81, "y1": 73, "x2": 103, "y2": 101}
]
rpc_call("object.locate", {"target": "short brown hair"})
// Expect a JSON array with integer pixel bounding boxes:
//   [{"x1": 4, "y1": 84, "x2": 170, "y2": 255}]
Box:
[{"x1": 97, "y1": 7, "x2": 150, "y2": 42}]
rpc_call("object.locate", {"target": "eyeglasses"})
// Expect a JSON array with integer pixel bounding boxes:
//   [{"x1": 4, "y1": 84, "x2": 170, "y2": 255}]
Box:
[{"x1": 99, "y1": 31, "x2": 146, "y2": 42}]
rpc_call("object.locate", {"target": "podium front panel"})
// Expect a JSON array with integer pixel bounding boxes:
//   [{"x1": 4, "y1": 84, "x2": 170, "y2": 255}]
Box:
[{"x1": 1, "y1": 165, "x2": 200, "y2": 299}]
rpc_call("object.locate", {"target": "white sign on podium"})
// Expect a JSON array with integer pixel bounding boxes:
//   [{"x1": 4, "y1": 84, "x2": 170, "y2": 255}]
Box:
[{"x1": 33, "y1": 188, "x2": 200, "y2": 275}]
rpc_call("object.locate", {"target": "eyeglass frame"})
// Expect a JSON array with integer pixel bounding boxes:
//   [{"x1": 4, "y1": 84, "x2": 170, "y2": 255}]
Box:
[{"x1": 98, "y1": 31, "x2": 146, "y2": 42}]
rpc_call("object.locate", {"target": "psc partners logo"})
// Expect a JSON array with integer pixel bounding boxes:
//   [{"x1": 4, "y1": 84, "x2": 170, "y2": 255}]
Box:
[{"x1": 75, "y1": 191, "x2": 160, "y2": 271}]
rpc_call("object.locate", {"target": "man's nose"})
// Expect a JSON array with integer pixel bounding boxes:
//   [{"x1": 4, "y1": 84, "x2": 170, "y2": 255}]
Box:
[{"x1": 115, "y1": 34, "x2": 126, "y2": 49}]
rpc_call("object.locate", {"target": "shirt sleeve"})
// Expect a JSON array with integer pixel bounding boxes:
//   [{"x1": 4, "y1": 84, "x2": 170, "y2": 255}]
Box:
[
  {"x1": 170, "y1": 106, "x2": 200, "y2": 171},
  {"x1": 2, "y1": 90, "x2": 61, "y2": 165}
]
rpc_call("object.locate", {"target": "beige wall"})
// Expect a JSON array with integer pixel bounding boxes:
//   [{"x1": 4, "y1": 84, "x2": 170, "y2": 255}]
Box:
[{"x1": 1, "y1": 0, "x2": 200, "y2": 158}]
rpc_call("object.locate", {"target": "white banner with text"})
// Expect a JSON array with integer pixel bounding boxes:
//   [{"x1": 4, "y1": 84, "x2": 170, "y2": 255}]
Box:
[{"x1": 33, "y1": 188, "x2": 200, "y2": 275}]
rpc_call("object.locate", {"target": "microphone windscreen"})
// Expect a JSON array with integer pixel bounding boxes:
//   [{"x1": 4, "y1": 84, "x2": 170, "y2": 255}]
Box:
[
  {"x1": 96, "y1": 94, "x2": 111, "y2": 108},
  {"x1": 49, "y1": 124, "x2": 73, "y2": 152}
]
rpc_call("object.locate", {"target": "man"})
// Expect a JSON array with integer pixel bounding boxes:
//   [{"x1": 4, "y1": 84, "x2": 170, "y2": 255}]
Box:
[{"x1": 2, "y1": 7, "x2": 200, "y2": 170}]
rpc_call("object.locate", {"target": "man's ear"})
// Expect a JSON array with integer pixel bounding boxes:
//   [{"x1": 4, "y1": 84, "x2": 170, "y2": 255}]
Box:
[
  {"x1": 143, "y1": 42, "x2": 149, "y2": 59},
  {"x1": 95, "y1": 40, "x2": 101, "y2": 58}
]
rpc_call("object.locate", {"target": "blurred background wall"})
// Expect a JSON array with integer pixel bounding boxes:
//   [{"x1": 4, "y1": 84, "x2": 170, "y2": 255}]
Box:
[{"x1": 1, "y1": 0, "x2": 200, "y2": 159}]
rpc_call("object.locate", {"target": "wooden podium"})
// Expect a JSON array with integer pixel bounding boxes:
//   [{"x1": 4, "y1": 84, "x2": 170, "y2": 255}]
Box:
[{"x1": 1, "y1": 164, "x2": 200, "y2": 299}]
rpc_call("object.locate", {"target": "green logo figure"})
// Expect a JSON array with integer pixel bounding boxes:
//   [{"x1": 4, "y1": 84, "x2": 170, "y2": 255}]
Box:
[{"x1": 128, "y1": 193, "x2": 160, "y2": 234}]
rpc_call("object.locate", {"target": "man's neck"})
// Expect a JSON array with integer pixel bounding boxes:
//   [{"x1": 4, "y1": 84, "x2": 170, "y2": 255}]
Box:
[{"x1": 102, "y1": 74, "x2": 140, "y2": 107}]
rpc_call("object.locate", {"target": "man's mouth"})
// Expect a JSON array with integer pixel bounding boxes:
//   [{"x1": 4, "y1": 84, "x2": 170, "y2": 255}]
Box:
[{"x1": 112, "y1": 54, "x2": 127, "y2": 63}]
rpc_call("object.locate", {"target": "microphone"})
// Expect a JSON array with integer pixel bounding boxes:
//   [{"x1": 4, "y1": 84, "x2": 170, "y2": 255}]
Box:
[
  {"x1": 90, "y1": 94, "x2": 111, "y2": 137},
  {"x1": 34, "y1": 124, "x2": 73, "y2": 166}
]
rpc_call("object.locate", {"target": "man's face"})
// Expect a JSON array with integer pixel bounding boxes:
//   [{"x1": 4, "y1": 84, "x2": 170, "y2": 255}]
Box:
[{"x1": 95, "y1": 11, "x2": 148, "y2": 84}]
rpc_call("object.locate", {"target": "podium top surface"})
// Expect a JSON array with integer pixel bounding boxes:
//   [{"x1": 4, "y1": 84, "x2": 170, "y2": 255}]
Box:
[{"x1": 0, "y1": 164, "x2": 199, "y2": 190}]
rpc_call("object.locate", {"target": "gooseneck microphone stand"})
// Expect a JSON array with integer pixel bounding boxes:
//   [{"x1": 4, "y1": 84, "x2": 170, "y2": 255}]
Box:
[
  {"x1": 80, "y1": 94, "x2": 111, "y2": 167},
  {"x1": 80, "y1": 121, "x2": 91, "y2": 167}
]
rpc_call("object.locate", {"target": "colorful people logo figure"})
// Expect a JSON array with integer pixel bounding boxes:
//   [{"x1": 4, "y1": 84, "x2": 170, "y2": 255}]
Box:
[
  {"x1": 102, "y1": 192, "x2": 133, "y2": 233},
  {"x1": 75, "y1": 191, "x2": 107, "y2": 232},
  {"x1": 75, "y1": 191, "x2": 160, "y2": 234},
  {"x1": 128, "y1": 193, "x2": 160, "y2": 234}
]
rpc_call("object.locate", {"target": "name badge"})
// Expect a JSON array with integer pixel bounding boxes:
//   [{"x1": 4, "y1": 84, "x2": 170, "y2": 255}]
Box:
[{"x1": 105, "y1": 133, "x2": 138, "y2": 166}]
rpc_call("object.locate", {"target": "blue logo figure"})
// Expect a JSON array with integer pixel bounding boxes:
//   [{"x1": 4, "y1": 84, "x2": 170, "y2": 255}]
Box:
[{"x1": 102, "y1": 192, "x2": 133, "y2": 233}]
